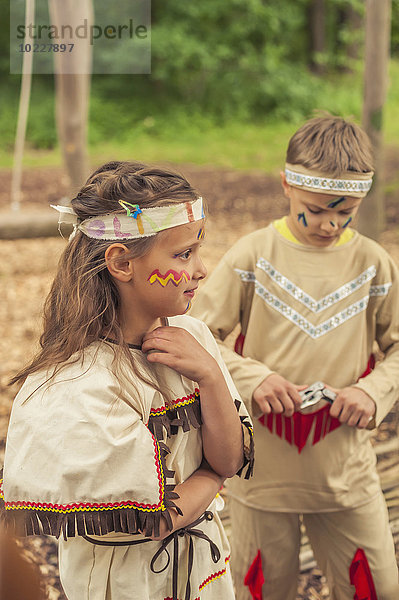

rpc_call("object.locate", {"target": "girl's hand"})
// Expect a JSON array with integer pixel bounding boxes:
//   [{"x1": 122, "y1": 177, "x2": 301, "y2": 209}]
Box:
[
  {"x1": 327, "y1": 386, "x2": 376, "y2": 429},
  {"x1": 142, "y1": 326, "x2": 218, "y2": 384}
]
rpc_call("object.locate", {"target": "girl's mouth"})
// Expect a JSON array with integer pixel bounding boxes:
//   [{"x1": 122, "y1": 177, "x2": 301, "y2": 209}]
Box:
[{"x1": 184, "y1": 287, "x2": 197, "y2": 298}]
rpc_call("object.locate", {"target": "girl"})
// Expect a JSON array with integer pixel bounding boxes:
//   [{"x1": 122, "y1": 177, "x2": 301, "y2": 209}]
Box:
[{"x1": 0, "y1": 162, "x2": 254, "y2": 600}]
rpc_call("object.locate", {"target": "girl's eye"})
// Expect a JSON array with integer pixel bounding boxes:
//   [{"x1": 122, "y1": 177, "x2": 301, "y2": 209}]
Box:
[
  {"x1": 339, "y1": 210, "x2": 353, "y2": 215},
  {"x1": 176, "y1": 249, "x2": 192, "y2": 260},
  {"x1": 308, "y1": 208, "x2": 322, "y2": 214}
]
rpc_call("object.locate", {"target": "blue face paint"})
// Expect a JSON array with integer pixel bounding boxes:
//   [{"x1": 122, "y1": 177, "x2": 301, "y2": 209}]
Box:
[
  {"x1": 328, "y1": 197, "x2": 346, "y2": 208},
  {"x1": 330, "y1": 221, "x2": 335, "y2": 227},
  {"x1": 342, "y1": 216, "x2": 352, "y2": 228},
  {"x1": 297, "y1": 212, "x2": 308, "y2": 227}
]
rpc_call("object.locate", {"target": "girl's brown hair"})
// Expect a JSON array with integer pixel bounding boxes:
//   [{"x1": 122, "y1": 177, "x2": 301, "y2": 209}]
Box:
[
  {"x1": 286, "y1": 115, "x2": 374, "y2": 177},
  {"x1": 10, "y1": 161, "x2": 198, "y2": 402}
]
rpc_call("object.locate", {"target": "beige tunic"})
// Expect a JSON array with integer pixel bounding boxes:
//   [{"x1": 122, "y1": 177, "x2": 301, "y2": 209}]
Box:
[
  {"x1": 1, "y1": 315, "x2": 253, "y2": 600},
  {"x1": 192, "y1": 224, "x2": 399, "y2": 512}
]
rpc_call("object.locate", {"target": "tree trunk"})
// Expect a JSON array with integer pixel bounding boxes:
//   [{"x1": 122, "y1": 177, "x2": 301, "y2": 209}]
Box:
[
  {"x1": 309, "y1": 0, "x2": 326, "y2": 74},
  {"x1": 338, "y1": 4, "x2": 364, "y2": 72},
  {"x1": 48, "y1": 0, "x2": 93, "y2": 195},
  {"x1": 346, "y1": 5, "x2": 363, "y2": 62},
  {"x1": 359, "y1": 0, "x2": 391, "y2": 240}
]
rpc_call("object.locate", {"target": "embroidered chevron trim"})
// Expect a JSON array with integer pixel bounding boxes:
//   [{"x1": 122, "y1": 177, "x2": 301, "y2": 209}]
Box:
[
  {"x1": 256, "y1": 258, "x2": 376, "y2": 313},
  {"x1": 369, "y1": 283, "x2": 392, "y2": 296},
  {"x1": 234, "y1": 268, "x2": 256, "y2": 282},
  {"x1": 255, "y1": 281, "x2": 369, "y2": 339}
]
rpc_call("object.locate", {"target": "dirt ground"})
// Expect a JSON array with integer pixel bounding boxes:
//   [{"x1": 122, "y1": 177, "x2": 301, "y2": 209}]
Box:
[{"x1": 1, "y1": 159, "x2": 399, "y2": 599}]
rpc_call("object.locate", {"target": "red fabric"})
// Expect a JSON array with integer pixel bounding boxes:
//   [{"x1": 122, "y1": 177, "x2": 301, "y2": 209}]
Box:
[
  {"x1": 259, "y1": 406, "x2": 341, "y2": 453},
  {"x1": 234, "y1": 332, "x2": 245, "y2": 356},
  {"x1": 244, "y1": 550, "x2": 264, "y2": 600},
  {"x1": 358, "y1": 354, "x2": 375, "y2": 379},
  {"x1": 349, "y1": 548, "x2": 378, "y2": 600},
  {"x1": 258, "y1": 355, "x2": 375, "y2": 452},
  {"x1": 236, "y1": 328, "x2": 375, "y2": 452}
]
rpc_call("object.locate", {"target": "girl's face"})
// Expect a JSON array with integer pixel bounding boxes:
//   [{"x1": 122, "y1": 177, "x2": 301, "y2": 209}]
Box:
[
  {"x1": 281, "y1": 173, "x2": 362, "y2": 247},
  {"x1": 131, "y1": 219, "x2": 207, "y2": 319}
]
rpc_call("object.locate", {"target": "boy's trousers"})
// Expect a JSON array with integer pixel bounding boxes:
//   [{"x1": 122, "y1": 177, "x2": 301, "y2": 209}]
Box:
[{"x1": 229, "y1": 493, "x2": 399, "y2": 600}]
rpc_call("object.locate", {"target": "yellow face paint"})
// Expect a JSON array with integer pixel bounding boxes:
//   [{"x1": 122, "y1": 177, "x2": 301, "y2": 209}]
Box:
[{"x1": 147, "y1": 269, "x2": 190, "y2": 287}]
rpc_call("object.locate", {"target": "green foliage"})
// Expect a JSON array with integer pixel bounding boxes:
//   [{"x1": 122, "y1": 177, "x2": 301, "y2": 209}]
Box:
[
  {"x1": 149, "y1": 0, "x2": 319, "y2": 119},
  {"x1": 392, "y1": 0, "x2": 399, "y2": 55},
  {"x1": 1, "y1": 0, "x2": 399, "y2": 157}
]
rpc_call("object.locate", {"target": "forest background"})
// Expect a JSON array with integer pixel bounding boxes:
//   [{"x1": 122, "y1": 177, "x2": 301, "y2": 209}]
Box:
[
  {"x1": 1, "y1": 0, "x2": 399, "y2": 174},
  {"x1": 1, "y1": 1, "x2": 399, "y2": 597}
]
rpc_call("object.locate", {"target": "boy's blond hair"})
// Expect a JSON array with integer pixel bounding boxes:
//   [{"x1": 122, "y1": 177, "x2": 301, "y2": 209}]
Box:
[{"x1": 286, "y1": 116, "x2": 374, "y2": 177}]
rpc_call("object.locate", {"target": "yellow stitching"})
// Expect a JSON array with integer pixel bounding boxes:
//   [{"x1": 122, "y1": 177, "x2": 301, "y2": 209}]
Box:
[{"x1": 149, "y1": 392, "x2": 199, "y2": 416}]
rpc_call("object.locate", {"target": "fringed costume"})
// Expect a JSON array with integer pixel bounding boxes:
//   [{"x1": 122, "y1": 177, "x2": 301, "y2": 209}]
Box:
[{"x1": 1, "y1": 315, "x2": 254, "y2": 600}]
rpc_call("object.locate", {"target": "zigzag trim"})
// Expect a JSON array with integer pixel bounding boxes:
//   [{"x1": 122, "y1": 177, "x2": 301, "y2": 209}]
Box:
[
  {"x1": 199, "y1": 555, "x2": 230, "y2": 591},
  {"x1": 149, "y1": 389, "x2": 200, "y2": 417},
  {"x1": 1, "y1": 434, "x2": 165, "y2": 515},
  {"x1": 0, "y1": 430, "x2": 180, "y2": 539}
]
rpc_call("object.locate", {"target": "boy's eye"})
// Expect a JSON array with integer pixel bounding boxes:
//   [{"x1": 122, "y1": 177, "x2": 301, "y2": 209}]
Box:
[
  {"x1": 339, "y1": 210, "x2": 354, "y2": 215},
  {"x1": 308, "y1": 208, "x2": 322, "y2": 214}
]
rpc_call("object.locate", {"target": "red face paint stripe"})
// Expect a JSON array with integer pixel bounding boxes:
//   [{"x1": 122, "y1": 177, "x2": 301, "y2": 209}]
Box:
[{"x1": 148, "y1": 269, "x2": 190, "y2": 287}]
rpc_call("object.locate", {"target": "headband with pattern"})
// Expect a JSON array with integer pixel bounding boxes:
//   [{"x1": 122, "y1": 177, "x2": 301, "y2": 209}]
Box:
[
  {"x1": 51, "y1": 197, "x2": 204, "y2": 240},
  {"x1": 285, "y1": 163, "x2": 373, "y2": 198}
]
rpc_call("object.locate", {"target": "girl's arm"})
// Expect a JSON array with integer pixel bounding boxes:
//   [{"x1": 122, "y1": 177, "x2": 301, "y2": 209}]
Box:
[
  {"x1": 142, "y1": 326, "x2": 244, "y2": 478},
  {"x1": 152, "y1": 460, "x2": 224, "y2": 540}
]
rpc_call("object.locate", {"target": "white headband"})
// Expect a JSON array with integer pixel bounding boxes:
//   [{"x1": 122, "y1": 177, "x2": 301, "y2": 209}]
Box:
[
  {"x1": 285, "y1": 163, "x2": 373, "y2": 198},
  {"x1": 51, "y1": 197, "x2": 204, "y2": 240}
]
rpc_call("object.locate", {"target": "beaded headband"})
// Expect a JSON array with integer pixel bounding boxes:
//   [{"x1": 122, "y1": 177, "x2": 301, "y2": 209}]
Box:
[
  {"x1": 51, "y1": 197, "x2": 204, "y2": 240},
  {"x1": 285, "y1": 163, "x2": 373, "y2": 198}
]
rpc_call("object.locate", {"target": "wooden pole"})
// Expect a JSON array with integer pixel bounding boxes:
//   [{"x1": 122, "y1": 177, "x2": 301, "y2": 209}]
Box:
[
  {"x1": 309, "y1": 0, "x2": 326, "y2": 74},
  {"x1": 10, "y1": 0, "x2": 35, "y2": 211},
  {"x1": 359, "y1": 0, "x2": 392, "y2": 239},
  {"x1": 48, "y1": 0, "x2": 93, "y2": 195}
]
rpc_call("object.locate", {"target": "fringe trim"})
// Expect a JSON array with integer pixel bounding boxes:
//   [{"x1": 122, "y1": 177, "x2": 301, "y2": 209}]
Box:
[
  {"x1": 148, "y1": 395, "x2": 202, "y2": 440},
  {"x1": 234, "y1": 399, "x2": 255, "y2": 480},
  {"x1": 0, "y1": 441, "x2": 181, "y2": 541},
  {"x1": 259, "y1": 405, "x2": 341, "y2": 453}
]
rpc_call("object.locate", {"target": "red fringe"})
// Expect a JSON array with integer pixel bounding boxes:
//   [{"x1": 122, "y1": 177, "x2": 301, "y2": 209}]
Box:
[
  {"x1": 244, "y1": 549, "x2": 264, "y2": 600},
  {"x1": 259, "y1": 406, "x2": 341, "y2": 453},
  {"x1": 349, "y1": 548, "x2": 378, "y2": 600},
  {"x1": 257, "y1": 354, "x2": 375, "y2": 452}
]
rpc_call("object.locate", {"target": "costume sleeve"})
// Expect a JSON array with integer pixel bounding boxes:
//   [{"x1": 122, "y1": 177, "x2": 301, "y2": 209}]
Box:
[
  {"x1": 194, "y1": 319, "x2": 254, "y2": 479},
  {"x1": 353, "y1": 257, "x2": 399, "y2": 426},
  {"x1": 1, "y1": 365, "x2": 180, "y2": 539},
  {"x1": 192, "y1": 252, "x2": 273, "y2": 417}
]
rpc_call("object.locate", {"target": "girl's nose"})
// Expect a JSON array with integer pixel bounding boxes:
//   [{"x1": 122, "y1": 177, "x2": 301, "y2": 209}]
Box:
[{"x1": 194, "y1": 257, "x2": 207, "y2": 281}]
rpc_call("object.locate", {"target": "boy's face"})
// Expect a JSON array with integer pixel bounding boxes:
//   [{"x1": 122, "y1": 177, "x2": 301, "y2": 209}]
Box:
[{"x1": 281, "y1": 172, "x2": 363, "y2": 247}]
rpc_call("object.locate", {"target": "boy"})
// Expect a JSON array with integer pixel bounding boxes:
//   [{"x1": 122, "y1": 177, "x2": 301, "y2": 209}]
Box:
[{"x1": 191, "y1": 117, "x2": 399, "y2": 599}]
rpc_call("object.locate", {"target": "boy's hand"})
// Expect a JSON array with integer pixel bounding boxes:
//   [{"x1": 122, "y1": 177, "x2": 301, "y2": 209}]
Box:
[
  {"x1": 142, "y1": 326, "x2": 218, "y2": 384},
  {"x1": 253, "y1": 374, "x2": 306, "y2": 417},
  {"x1": 328, "y1": 386, "x2": 376, "y2": 429}
]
